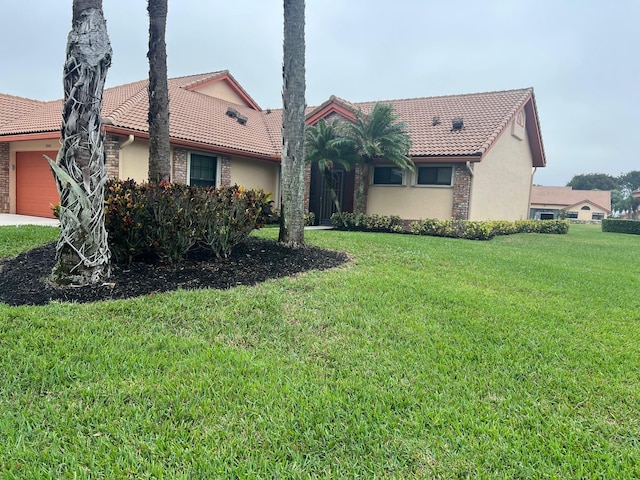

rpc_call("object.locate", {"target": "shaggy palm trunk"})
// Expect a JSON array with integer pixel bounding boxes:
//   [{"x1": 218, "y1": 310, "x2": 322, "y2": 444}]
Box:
[
  {"x1": 147, "y1": 0, "x2": 171, "y2": 182},
  {"x1": 279, "y1": 0, "x2": 306, "y2": 247},
  {"x1": 49, "y1": 0, "x2": 112, "y2": 286},
  {"x1": 354, "y1": 161, "x2": 371, "y2": 225}
]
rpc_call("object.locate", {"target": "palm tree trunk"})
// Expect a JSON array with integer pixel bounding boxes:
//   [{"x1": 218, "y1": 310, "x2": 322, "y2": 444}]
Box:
[
  {"x1": 279, "y1": 0, "x2": 306, "y2": 246},
  {"x1": 49, "y1": 0, "x2": 112, "y2": 285},
  {"x1": 147, "y1": 0, "x2": 171, "y2": 182}
]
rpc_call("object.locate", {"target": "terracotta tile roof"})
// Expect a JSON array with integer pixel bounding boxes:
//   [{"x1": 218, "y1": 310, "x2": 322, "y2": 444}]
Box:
[
  {"x1": 0, "y1": 72, "x2": 545, "y2": 167},
  {"x1": 306, "y1": 88, "x2": 542, "y2": 163},
  {"x1": 0, "y1": 93, "x2": 45, "y2": 129},
  {"x1": 530, "y1": 186, "x2": 611, "y2": 213}
]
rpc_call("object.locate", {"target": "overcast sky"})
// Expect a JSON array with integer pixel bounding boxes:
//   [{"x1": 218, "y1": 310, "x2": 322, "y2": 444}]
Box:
[{"x1": 1, "y1": 0, "x2": 638, "y2": 186}]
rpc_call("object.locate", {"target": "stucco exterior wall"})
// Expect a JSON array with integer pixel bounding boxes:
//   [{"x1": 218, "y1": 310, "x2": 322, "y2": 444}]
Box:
[
  {"x1": 367, "y1": 180, "x2": 453, "y2": 220},
  {"x1": 192, "y1": 81, "x2": 250, "y2": 106},
  {"x1": 468, "y1": 118, "x2": 534, "y2": 221},
  {"x1": 230, "y1": 156, "x2": 279, "y2": 199},
  {"x1": 119, "y1": 140, "x2": 149, "y2": 182}
]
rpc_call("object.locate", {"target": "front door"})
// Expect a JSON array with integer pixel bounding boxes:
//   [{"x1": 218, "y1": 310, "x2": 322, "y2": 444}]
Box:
[{"x1": 309, "y1": 163, "x2": 345, "y2": 225}]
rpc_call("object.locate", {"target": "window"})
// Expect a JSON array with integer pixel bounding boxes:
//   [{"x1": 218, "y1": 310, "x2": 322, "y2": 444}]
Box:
[
  {"x1": 189, "y1": 153, "x2": 218, "y2": 187},
  {"x1": 580, "y1": 205, "x2": 591, "y2": 211},
  {"x1": 373, "y1": 166, "x2": 404, "y2": 185},
  {"x1": 415, "y1": 166, "x2": 453, "y2": 186},
  {"x1": 565, "y1": 211, "x2": 578, "y2": 219},
  {"x1": 592, "y1": 212, "x2": 605, "y2": 220}
]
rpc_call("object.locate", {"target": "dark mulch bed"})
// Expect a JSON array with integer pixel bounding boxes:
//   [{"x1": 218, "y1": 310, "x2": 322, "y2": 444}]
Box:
[{"x1": 0, "y1": 238, "x2": 349, "y2": 307}]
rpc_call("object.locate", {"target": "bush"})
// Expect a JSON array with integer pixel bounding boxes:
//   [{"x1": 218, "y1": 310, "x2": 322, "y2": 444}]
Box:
[
  {"x1": 104, "y1": 180, "x2": 272, "y2": 263},
  {"x1": 330, "y1": 211, "x2": 569, "y2": 240},
  {"x1": 266, "y1": 210, "x2": 316, "y2": 227},
  {"x1": 330, "y1": 212, "x2": 404, "y2": 233},
  {"x1": 602, "y1": 218, "x2": 640, "y2": 235},
  {"x1": 409, "y1": 218, "x2": 569, "y2": 240}
]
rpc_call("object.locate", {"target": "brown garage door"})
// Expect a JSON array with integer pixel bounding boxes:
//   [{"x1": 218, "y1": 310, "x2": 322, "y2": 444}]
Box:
[{"x1": 16, "y1": 151, "x2": 60, "y2": 218}]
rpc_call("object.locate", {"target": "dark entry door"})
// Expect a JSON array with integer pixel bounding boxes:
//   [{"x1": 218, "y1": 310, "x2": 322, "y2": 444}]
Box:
[{"x1": 309, "y1": 164, "x2": 345, "y2": 225}]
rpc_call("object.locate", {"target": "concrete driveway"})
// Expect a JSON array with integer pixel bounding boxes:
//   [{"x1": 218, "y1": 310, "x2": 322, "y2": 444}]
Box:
[{"x1": 0, "y1": 214, "x2": 59, "y2": 227}]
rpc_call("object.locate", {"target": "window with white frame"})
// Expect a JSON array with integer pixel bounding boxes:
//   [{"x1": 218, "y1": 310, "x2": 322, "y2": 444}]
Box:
[
  {"x1": 372, "y1": 166, "x2": 404, "y2": 185},
  {"x1": 189, "y1": 153, "x2": 218, "y2": 187},
  {"x1": 415, "y1": 166, "x2": 453, "y2": 186}
]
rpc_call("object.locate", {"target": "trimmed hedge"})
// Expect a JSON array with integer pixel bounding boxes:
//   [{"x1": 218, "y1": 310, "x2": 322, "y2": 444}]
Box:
[
  {"x1": 104, "y1": 180, "x2": 272, "y2": 263},
  {"x1": 602, "y1": 218, "x2": 640, "y2": 235},
  {"x1": 330, "y1": 212, "x2": 569, "y2": 240},
  {"x1": 330, "y1": 212, "x2": 404, "y2": 233},
  {"x1": 409, "y1": 218, "x2": 569, "y2": 240}
]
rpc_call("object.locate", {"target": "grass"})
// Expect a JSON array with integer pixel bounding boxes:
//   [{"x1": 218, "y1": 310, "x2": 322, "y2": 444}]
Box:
[{"x1": 1, "y1": 224, "x2": 639, "y2": 478}]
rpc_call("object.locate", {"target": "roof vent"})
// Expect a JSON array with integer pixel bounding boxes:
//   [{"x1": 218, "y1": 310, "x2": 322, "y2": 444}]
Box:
[
  {"x1": 226, "y1": 106, "x2": 248, "y2": 125},
  {"x1": 432, "y1": 116, "x2": 440, "y2": 126},
  {"x1": 452, "y1": 117, "x2": 464, "y2": 130}
]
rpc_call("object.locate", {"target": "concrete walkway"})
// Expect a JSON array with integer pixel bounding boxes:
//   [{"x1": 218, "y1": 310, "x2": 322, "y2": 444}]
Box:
[{"x1": 0, "y1": 214, "x2": 59, "y2": 227}]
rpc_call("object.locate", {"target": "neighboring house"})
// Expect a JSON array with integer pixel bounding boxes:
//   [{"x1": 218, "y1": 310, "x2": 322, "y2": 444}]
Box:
[
  {"x1": 529, "y1": 186, "x2": 611, "y2": 221},
  {"x1": 0, "y1": 70, "x2": 546, "y2": 222}
]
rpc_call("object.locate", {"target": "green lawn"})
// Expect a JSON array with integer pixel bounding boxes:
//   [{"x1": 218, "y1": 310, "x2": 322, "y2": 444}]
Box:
[{"x1": 1, "y1": 224, "x2": 639, "y2": 478}]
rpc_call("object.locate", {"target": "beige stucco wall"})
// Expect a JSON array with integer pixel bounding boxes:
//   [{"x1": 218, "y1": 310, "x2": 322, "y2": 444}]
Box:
[
  {"x1": 367, "y1": 180, "x2": 453, "y2": 219},
  {"x1": 119, "y1": 140, "x2": 150, "y2": 182},
  {"x1": 572, "y1": 202, "x2": 608, "y2": 220},
  {"x1": 468, "y1": 118, "x2": 534, "y2": 221},
  {"x1": 192, "y1": 81, "x2": 250, "y2": 106},
  {"x1": 8, "y1": 139, "x2": 60, "y2": 213},
  {"x1": 230, "y1": 156, "x2": 279, "y2": 200}
]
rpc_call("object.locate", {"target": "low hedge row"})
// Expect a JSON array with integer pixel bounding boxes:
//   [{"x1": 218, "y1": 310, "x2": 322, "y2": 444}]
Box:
[
  {"x1": 104, "y1": 180, "x2": 272, "y2": 263},
  {"x1": 409, "y1": 218, "x2": 569, "y2": 240},
  {"x1": 330, "y1": 212, "x2": 405, "y2": 232},
  {"x1": 330, "y1": 212, "x2": 569, "y2": 240},
  {"x1": 602, "y1": 218, "x2": 640, "y2": 235}
]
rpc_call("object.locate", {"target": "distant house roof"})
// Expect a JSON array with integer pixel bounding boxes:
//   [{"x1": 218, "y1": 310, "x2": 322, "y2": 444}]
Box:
[
  {"x1": 531, "y1": 186, "x2": 611, "y2": 213},
  {"x1": 0, "y1": 71, "x2": 546, "y2": 167}
]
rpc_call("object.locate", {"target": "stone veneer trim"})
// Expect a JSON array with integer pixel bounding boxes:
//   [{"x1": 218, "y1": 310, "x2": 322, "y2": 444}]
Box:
[{"x1": 0, "y1": 143, "x2": 9, "y2": 213}]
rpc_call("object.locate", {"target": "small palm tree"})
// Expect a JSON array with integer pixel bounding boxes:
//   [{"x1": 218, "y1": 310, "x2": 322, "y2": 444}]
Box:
[
  {"x1": 305, "y1": 119, "x2": 357, "y2": 217},
  {"x1": 348, "y1": 103, "x2": 413, "y2": 222}
]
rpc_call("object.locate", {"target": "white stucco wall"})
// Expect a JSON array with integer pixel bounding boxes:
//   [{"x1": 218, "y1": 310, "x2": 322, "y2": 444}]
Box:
[{"x1": 468, "y1": 118, "x2": 535, "y2": 221}]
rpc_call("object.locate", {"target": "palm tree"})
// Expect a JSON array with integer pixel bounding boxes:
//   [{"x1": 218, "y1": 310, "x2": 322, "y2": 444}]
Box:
[
  {"x1": 347, "y1": 103, "x2": 413, "y2": 222},
  {"x1": 47, "y1": 0, "x2": 112, "y2": 285},
  {"x1": 305, "y1": 119, "x2": 356, "y2": 217},
  {"x1": 147, "y1": 0, "x2": 171, "y2": 182},
  {"x1": 279, "y1": 0, "x2": 306, "y2": 247}
]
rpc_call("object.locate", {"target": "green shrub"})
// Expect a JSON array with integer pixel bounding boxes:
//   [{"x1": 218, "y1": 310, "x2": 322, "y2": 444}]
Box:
[
  {"x1": 602, "y1": 218, "x2": 640, "y2": 235},
  {"x1": 104, "y1": 180, "x2": 272, "y2": 263},
  {"x1": 305, "y1": 212, "x2": 316, "y2": 226},
  {"x1": 331, "y1": 212, "x2": 569, "y2": 241},
  {"x1": 409, "y1": 218, "x2": 569, "y2": 240},
  {"x1": 330, "y1": 212, "x2": 404, "y2": 233}
]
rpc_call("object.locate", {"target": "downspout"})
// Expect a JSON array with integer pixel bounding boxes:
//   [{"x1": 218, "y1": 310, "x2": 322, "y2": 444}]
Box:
[
  {"x1": 465, "y1": 161, "x2": 474, "y2": 176},
  {"x1": 117, "y1": 135, "x2": 134, "y2": 180},
  {"x1": 120, "y1": 134, "x2": 134, "y2": 149},
  {"x1": 465, "y1": 161, "x2": 474, "y2": 220},
  {"x1": 528, "y1": 166, "x2": 537, "y2": 219}
]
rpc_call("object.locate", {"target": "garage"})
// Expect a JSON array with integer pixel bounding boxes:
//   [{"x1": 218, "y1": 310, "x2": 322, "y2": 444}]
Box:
[{"x1": 16, "y1": 151, "x2": 59, "y2": 218}]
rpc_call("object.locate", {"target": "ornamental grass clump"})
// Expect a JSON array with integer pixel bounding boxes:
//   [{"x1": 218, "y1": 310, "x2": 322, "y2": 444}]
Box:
[{"x1": 104, "y1": 180, "x2": 272, "y2": 263}]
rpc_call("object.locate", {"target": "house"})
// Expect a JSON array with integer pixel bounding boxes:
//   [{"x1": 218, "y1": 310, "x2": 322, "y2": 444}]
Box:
[
  {"x1": 529, "y1": 186, "x2": 611, "y2": 221},
  {"x1": 0, "y1": 70, "x2": 546, "y2": 222}
]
